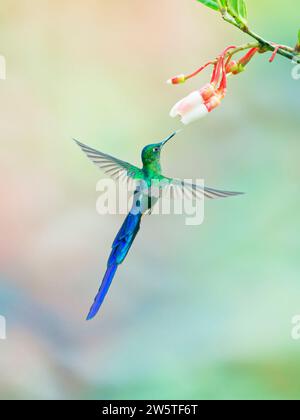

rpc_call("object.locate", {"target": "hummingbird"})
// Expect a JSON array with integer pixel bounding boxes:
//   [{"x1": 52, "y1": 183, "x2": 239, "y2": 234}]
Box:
[{"x1": 74, "y1": 132, "x2": 242, "y2": 320}]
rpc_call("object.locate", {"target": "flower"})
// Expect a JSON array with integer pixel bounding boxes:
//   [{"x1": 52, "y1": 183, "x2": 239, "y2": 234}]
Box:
[
  {"x1": 169, "y1": 84, "x2": 220, "y2": 125},
  {"x1": 169, "y1": 46, "x2": 235, "y2": 125},
  {"x1": 168, "y1": 45, "x2": 262, "y2": 125}
]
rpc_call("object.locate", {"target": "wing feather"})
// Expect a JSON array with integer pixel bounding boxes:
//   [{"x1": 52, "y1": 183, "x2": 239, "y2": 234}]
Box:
[
  {"x1": 164, "y1": 177, "x2": 243, "y2": 200},
  {"x1": 74, "y1": 139, "x2": 144, "y2": 182}
]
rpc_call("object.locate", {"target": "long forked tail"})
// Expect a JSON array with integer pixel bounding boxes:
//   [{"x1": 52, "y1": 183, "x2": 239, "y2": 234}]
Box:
[{"x1": 86, "y1": 211, "x2": 142, "y2": 320}]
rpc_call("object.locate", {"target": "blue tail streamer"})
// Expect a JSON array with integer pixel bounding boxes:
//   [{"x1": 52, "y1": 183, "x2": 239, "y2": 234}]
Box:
[{"x1": 86, "y1": 212, "x2": 142, "y2": 320}]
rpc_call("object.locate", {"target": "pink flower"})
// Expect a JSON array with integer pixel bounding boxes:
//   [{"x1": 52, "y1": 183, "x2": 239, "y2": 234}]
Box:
[
  {"x1": 168, "y1": 46, "x2": 236, "y2": 125},
  {"x1": 168, "y1": 46, "x2": 261, "y2": 125}
]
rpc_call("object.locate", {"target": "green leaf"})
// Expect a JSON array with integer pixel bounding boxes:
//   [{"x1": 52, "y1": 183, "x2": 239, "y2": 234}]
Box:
[
  {"x1": 196, "y1": 0, "x2": 219, "y2": 11},
  {"x1": 217, "y1": 0, "x2": 228, "y2": 9},
  {"x1": 227, "y1": 0, "x2": 248, "y2": 26},
  {"x1": 298, "y1": 29, "x2": 300, "y2": 44}
]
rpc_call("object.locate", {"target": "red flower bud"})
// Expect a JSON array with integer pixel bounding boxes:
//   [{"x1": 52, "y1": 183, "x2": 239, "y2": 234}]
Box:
[
  {"x1": 167, "y1": 74, "x2": 186, "y2": 85},
  {"x1": 225, "y1": 60, "x2": 238, "y2": 74},
  {"x1": 238, "y1": 47, "x2": 258, "y2": 67}
]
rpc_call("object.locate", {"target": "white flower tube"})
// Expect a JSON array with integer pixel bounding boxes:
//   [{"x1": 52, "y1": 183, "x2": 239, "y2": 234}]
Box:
[
  {"x1": 169, "y1": 91, "x2": 203, "y2": 119},
  {"x1": 180, "y1": 104, "x2": 209, "y2": 125}
]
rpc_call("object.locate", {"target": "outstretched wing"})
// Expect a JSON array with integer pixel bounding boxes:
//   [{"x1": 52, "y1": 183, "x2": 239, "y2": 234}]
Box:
[
  {"x1": 162, "y1": 177, "x2": 243, "y2": 200},
  {"x1": 74, "y1": 139, "x2": 144, "y2": 182}
]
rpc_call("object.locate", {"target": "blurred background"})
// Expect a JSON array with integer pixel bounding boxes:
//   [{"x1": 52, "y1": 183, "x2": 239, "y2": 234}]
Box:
[{"x1": 0, "y1": 0, "x2": 300, "y2": 400}]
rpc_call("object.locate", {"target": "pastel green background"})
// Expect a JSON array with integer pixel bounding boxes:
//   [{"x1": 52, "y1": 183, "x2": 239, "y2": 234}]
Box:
[{"x1": 0, "y1": 0, "x2": 299, "y2": 400}]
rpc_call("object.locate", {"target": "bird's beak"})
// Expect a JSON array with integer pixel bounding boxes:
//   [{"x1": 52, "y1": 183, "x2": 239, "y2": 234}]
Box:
[{"x1": 160, "y1": 131, "x2": 179, "y2": 148}]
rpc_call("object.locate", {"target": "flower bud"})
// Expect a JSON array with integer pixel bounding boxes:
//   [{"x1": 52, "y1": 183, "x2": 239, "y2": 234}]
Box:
[
  {"x1": 167, "y1": 74, "x2": 186, "y2": 85},
  {"x1": 232, "y1": 63, "x2": 245, "y2": 75},
  {"x1": 225, "y1": 60, "x2": 238, "y2": 74},
  {"x1": 238, "y1": 47, "x2": 258, "y2": 67}
]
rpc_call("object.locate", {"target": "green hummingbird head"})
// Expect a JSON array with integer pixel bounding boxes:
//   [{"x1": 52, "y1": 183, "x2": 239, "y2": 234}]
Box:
[{"x1": 141, "y1": 132, "x2": 177, "y2": 165}]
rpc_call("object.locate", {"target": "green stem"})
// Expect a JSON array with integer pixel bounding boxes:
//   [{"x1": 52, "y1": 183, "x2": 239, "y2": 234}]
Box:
[
  {"x1": 244, "y1": 28, "x2": 300, "y2": 62},
  {"x1": 221, "y1": 11, "x2": 300, "y2": 64}
]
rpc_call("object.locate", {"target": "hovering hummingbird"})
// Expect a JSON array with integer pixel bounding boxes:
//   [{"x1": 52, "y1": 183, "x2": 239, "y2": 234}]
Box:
[{"x1": 74, "y1": 132, "x2": 242, "y2": 320}]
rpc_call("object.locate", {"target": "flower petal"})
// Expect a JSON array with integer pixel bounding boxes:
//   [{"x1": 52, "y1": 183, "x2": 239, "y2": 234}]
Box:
[
  {"x1": 177, "y1": 91, "x2": 203, "y2": 115},
  {"x1": 181, "y1": 104, "x2": 209, "y2": 125},
  {"x1": 169, "y1": 98, "x2": 185, "y2": 118},
  {"x1": 170, "y1": 90, "x2": 204, "y2": 119}
]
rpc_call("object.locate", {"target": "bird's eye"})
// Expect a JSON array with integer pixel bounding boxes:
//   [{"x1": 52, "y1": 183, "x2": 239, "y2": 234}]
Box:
[{"x1": 153, "y1": 147, "x2": 159, "y2": 153}]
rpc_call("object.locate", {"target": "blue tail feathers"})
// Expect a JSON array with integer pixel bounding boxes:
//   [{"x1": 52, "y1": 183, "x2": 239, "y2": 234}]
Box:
[
  {"x1": 86, "y1": 264, "x2": 118, "y2": 320},
  {"x1": 86, "y1": 212, "x2": 142, "y2": 320}
]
